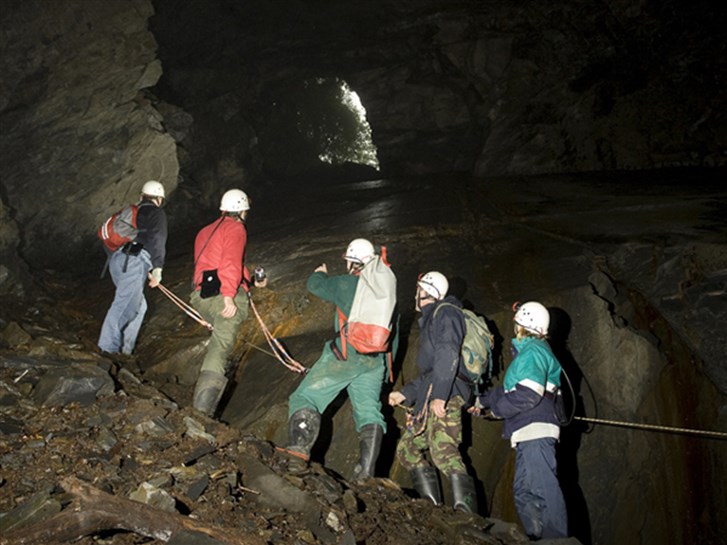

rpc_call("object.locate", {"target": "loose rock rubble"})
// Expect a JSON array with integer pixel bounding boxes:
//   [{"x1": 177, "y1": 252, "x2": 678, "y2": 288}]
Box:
[{"x1": 0, "y1": 342, "x2": 550, "y2": 545}]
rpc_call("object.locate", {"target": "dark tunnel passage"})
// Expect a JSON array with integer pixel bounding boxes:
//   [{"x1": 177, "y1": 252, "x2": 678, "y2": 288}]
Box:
[{"x1": 0, "y1": 2, "x2": 726, "y2": 545}]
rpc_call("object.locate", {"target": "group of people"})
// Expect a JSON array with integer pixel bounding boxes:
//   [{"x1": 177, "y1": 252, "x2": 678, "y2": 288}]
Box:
[{"x1": 97, "y1": 181, "x2": 568, "y2": 541}]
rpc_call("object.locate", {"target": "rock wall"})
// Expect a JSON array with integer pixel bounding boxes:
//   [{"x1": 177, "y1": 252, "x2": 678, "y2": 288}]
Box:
[
  {"x1": 1, "y1": 0, "x2": 723, "y2": 271},
  {"x1": 150, "y1": 0, "x2": 725, "y2": 185},
  {"x1": 551, "y1": 279, "x2": 725, "y2": 545},
  {"x1": 0, "y1": 0, "x2": 179, "y2": 270},
  {"x1": 0, "y1": 197, "x2": 27, "y2": 296},
  {"x1": 215, "y1": 272, "x2": 726, "y2": 545}
]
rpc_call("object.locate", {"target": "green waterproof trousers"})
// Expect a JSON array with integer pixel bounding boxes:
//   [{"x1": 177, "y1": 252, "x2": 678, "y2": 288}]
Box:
[
  {"x1": 395, "y1": 395, "x2": 467, "y2": 475},
  {"x1": 288, "y1": 343, "x2": 386, "y2": 432},
  {"x1": 190, "y1": 289, "x2": 249, "y2": 375}
]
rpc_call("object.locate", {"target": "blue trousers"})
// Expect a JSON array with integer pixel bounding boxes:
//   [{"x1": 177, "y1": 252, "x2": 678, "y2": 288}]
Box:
[
  {"x1": 98, "y1": 250, "x2": 152, "y2": 355},
  {"x1": 513, "y1": 437, "x2": 568, "y2": 539}
]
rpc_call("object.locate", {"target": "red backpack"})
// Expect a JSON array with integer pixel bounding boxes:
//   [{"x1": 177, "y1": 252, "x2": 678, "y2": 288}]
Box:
[
  {"x1": 337, "y1": 247, "x2": 397, "y2": 358},
  {"x1": 97, "y1": 204, "x2": 140, "y2": 252}
]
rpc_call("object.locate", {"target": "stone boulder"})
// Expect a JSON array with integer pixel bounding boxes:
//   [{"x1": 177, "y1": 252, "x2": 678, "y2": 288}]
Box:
[{"x1": 0, "y1": 0, "x2": 180, "y2": 271}]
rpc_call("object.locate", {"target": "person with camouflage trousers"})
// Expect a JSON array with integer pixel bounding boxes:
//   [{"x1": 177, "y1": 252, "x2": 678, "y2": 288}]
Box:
[{"x1": 388, "y1": 271, "x2": 477, "y2": 513}]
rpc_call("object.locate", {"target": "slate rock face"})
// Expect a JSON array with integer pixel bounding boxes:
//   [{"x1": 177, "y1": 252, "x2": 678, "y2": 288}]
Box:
[
  {"x1": 0, "y1": 199, "x2": 25, "y2": 297},
  {"x1": 149, "y1": 0, "x2": 725, "y2": 186},
  {"x1": 0, "y1": 0, "x2": 179, "y2": 270}
]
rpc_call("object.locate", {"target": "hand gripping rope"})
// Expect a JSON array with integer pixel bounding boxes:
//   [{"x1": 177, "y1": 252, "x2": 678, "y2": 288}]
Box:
[
  {"x1": 156, "y1": 282, "x2": 214, "y2": 331},
  {"x1": 247, "y1": 291, "x2": 308, "y2": 374}
]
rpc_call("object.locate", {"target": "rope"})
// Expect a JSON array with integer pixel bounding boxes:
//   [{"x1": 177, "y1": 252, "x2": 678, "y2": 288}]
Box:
[
  {"x1": 407, "y1": 383, "x2": 433, "y2": 437},
  {"x1": 244, "y1": 341, "x2": 279, "y2": 359},
  {"x1": 574, "y1": 416, "x2": 727, "y2": 440},
  {"x1": 247, "y1": 292, "x2": 308, "y2": 374},
  {"x1": 156, "y1": 280, "x2": 306, "y2": 374},
  {"x1": 156, "y1": 282, "x2": 214, "y2": 331},
  {"x1": 274, "y1": 446, "x2": 310, "y2": 461}
]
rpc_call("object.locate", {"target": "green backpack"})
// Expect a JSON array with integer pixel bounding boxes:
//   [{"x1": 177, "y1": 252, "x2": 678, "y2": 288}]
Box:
[{"x1": 434, "y1": 303, "x2": 495, "y2": 386}]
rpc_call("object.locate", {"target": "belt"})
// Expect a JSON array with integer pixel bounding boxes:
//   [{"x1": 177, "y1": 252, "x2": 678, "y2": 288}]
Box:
[
  {"x1": 456, "y1": 371, "x2": 475, "y2": 385},
  {"x1": 329, "y1": 339, "x2": 378, "y2": 361}
]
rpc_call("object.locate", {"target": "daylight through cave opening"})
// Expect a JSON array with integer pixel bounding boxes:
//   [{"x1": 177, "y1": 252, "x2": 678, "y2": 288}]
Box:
[{"x1": 260, "y1": 77, "x2": 379, "y2": 177}]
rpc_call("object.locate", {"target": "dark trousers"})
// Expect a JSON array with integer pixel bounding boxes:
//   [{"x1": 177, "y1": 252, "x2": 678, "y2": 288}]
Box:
[{"x1": 513, "y1": 437, "x2": 568, "y2": 539}]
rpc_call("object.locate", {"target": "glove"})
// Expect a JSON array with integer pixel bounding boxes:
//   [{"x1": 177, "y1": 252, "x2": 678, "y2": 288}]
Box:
[
  {"x1": 477, "y1": 389, "x2": 493, "y2": 409},
  {"x1": 150, "y1": 268, "x2": 162, "y2": 283}
]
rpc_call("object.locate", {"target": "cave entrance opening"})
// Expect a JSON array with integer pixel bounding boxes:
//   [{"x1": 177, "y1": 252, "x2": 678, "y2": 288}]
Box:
[{"x1": 259, "y1": 77, "x2": 379, "y2": 179}]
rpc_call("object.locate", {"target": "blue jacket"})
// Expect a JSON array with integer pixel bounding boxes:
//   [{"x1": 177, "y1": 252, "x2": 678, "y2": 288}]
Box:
[
  {"x1": 479, "y1": 336, "x2": 562, "y2": 447},
  {"x1": 401, "y1": 295, "x2": 471, "y2": 415}
]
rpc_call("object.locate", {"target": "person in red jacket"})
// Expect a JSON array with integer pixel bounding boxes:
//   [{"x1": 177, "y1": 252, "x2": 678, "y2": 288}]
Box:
[{"x1": 190, "y1": 189, "x2": 267, "y2": 416}]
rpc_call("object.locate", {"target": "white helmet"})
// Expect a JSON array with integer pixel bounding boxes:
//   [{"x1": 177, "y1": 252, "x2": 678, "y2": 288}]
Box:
[
  {"x1": 514, "y1": 301, "x2": 550, "y2": 336},
  {"x1": 220, "y1": 189, "x2": 250, "y2": 212},
  {"x1": 141, "y1": 180, "x2": 165, "y2": 199},
  {"x1": 417, "y1": 271, "x2": 448, "y2": 300},
  {"x1": 344, "y1": 238, "x2": 375, "y2": 265}
]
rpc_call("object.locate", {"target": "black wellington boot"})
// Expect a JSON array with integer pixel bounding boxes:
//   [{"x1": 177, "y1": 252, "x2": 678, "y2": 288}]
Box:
[
  {"x1": 450, "y1": 473, "x2": 477, "y2": 513},
  {"x1": 352, "y1": 424, "x2": 383, "y2": 481},
  {"x1": 285, "y1": 408, "x2": 321, "y2": 473},
  {"x1": 410, "y1": 466, "x2": 443, "y2": 505},
  {"x1": 192, "y1": 370, "x2": 228, "y2": 417}
]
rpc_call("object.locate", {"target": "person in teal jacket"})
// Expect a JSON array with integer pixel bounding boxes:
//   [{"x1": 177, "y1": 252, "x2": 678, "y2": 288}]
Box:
[
  {"x1": 474, "y1": 301, "x2": 568, "y2": 540},
  {"x1": 285, "y1": 238, "x2": 398, "y2": 480}
]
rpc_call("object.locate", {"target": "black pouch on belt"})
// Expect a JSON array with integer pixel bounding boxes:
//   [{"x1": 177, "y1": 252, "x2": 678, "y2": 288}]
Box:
[
  {"x1": 121, "y1": 241, "x2": 143, "y2": 256},
  {"x1": 200, "y1": 269, "x2": 221, "y2": 299}
]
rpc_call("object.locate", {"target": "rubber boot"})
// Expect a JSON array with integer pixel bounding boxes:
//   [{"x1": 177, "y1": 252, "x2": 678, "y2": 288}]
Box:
[
  {"x1": 192, "y1": 370, "x2": 228, "y2": 417},
  {"x1": 286, "y1": 408, "x2": 321, "y2": 474},
  {"x1": 450, "y1": 473, "x2": 477, "y2": 513},
  {"x1": 410, "y1": 466, "x2": 443, "y2": 505},
  {"x1": 351, "y1": 424, "x2": 383, "y2": 481}
]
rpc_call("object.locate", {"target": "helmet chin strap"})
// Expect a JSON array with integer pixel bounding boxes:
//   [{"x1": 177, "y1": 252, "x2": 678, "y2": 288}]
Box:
[
  {"x1": 347, "y1": 261, "x2": 363, "y2": 275},
  {"x1": 416, "y1": 291, "x2": 435, "y2": 310}
]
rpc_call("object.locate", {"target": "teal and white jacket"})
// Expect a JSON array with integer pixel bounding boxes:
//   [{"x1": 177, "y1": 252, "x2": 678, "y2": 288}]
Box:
[{"x1": 479, "y1": 336, "x2": 562, "y2": 447}]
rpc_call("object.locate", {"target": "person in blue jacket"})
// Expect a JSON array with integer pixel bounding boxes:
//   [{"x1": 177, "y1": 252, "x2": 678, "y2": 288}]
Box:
[
  {"x1": 389, "y1": 271, "x2": 477, "y2": 513},
  {"x1": 474, "y1": 300, "x2": 568, "y2": 540}
]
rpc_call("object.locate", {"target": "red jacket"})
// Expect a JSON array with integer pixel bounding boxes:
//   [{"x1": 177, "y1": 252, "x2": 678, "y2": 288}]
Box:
[{"x1": 193, "y1": 216, "x2": 250, "y2": 297}]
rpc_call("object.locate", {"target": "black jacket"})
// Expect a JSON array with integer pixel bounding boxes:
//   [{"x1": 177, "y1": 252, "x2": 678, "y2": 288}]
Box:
[
  {"x1": 400, "y1": 295, "x2": 471, "y2": 415},
  {"x1": 135, "y1": 200, "x2": 168, "y2": 269}
]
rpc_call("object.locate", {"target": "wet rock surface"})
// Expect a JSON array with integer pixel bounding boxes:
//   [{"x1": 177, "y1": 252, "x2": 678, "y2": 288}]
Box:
[{"x1": 1, "y1": 172, "x2": 726, "y2": 545}]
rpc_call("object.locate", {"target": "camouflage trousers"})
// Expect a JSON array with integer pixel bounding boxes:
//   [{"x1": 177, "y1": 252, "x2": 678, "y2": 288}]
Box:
[{"x1": 395, "y1": 395, "x2": 467, "y2": 475}]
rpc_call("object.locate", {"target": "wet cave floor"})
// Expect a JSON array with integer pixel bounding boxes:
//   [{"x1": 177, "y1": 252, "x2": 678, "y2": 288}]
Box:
[{"x1": 1, "y1": 168, "x2": 726, "y2": 545}]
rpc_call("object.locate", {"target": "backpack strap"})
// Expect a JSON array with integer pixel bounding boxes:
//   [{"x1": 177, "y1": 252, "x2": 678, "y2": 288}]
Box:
[
  {"x1": 99, "y1": 254, "x2": 110, "y2": 279},
  {"x1": 432, "y1": 301, "x2": 458, "y2": 319},
  {"x1": 432, "y1": 300, "x2": 468, "y2": 373},
  {"x1": 192, "y1": 217, "x2": 225, "y2": 287},
  {"x1": 133, "y1": 201, "x2": 155, "y2": 233},
  {"x1": 336, "y1": 307, "x2": 349, "y2": 361}
]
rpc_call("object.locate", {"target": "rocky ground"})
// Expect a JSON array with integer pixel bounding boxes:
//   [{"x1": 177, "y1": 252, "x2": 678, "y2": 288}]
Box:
[
  {"x1": 2, "y1": 171, "x2": 726, "y2": 545},
  {"x1": 0, "y1": 280, "x2": 572, "y2": 545}
]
